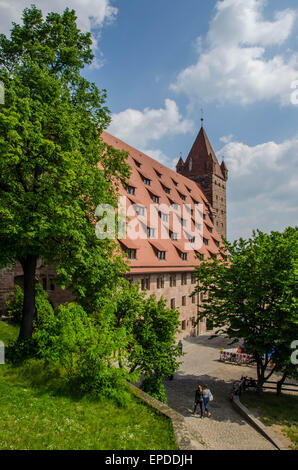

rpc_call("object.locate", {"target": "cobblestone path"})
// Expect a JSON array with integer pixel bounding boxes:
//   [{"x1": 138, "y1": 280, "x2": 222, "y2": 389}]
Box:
[{"x1": 164, "y1": 334, "x2": 276, "y2": 450}]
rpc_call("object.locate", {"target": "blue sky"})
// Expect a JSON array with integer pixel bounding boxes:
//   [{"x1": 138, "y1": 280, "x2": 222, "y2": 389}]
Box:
[{"x1": 2, "y1": 1, "x2": 298, "y2": 240}]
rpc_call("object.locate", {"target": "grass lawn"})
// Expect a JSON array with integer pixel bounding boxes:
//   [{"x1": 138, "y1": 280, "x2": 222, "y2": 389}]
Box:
[
  {"x1": 0, "y1": 323, "x2": 177, "y2": 450},
  {"x1": 242, "y1": 391, "x2": 298, "y2": 450}
]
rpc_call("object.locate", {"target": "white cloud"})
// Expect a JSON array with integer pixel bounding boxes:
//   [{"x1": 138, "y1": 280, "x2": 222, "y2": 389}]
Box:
[
  {"x1": 218, "y1": 135, "x2": 298, "y2": 239},
  {"x1": 220, "y1": 134, "x2": 234, "y2": 144},
  {"x1": 108, "y1": 99, "x2": 194, "y2": 148},
  {"x1": 0, "y1": 0, "x2": 117, "y2": 64},
  {"x1": 171, "y1": 0, "x2": 298, "y2": 105},
  {"x1": 140, "y1": 148, "x2": 176, "y2": 171}
]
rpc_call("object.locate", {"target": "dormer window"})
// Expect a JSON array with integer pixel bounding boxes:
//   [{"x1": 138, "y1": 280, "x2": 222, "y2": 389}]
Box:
[
  {"x1": 143, "y1": 177, "x2": 151, "y2": 186},
  {"x1": 207, "y1": 226, "x2": 213, "y2": 234},
  {"x1": 203, "y1": 238, "x2": 209, "y2": 246},
  {"x1": 133, "y1": 159, "x2": 141, "y2": 168},
  {"x1": 126, "y1": 185, "x2": 135, "y2": 196},
  {"x1": 154, "y1": 169, "x2": 162, "y2": 178},
  {"x1": 162, "y1": 185, "x2": 171, "y2": 195},
  {"x1": 126, "y1": 248, "x2": 137, "y2": 260},
  {"x1": 171, "y1": 179, "x2": 178, "y2": 186},
  {"x1": 157, "y1": 251, "x2": 166, "y2": 260},
  {"x1": 152, "y1": 194, "x2": 160, "y2": 204},
  {"x1": 180, "y1": 252, "x2": 188, "y2": 261},
  {"x1": 178, "y1": 192, "x2": 186, "y2": 201}
]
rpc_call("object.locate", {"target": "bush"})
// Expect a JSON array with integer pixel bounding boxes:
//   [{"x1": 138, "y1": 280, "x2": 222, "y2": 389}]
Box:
[
  {"x1": 35, "y1": 302, "x2": 133, "y2": 406},
  {"x1": 142, "y1": 375, "x2": 168, "y2": 404},
  {"x1": 6, "y1": 337, "x2": 40, "y2": 364},
  {"x1": 5, "y1": 285, "x2": 23, "y2": 324}
]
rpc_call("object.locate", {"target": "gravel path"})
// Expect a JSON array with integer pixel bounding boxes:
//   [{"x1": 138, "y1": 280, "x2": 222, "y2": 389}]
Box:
[{"x1": 164, "y1": 334, "x2": 276, "y2": 450}]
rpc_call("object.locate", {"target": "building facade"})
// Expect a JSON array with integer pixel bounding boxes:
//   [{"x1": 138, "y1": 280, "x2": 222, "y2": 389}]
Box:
[{"x1": 0, "y1": 124, "x2": 227, "y2": 339}]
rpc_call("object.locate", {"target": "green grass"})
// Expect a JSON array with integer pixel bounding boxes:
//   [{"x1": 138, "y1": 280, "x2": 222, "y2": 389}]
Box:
[
  {"x1": 242, "y1": 391, "x2": 298, "y2": 450},
  {"x1": 0, "y1": 322, "x2": 177, "y2": 450},
  {"x1": 0, "y1": 320, "x2": 19, "y2": 345}
]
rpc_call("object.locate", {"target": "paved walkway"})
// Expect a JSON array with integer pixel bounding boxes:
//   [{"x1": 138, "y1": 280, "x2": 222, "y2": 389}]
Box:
[{"x1": 164, "y1": 334, "x2": 276, "y2": 450}]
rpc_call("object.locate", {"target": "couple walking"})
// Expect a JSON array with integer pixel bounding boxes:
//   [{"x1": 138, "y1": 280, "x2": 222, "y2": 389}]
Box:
[{"x1": 193, "y1": 384, "x2": 213, "y2": 418}]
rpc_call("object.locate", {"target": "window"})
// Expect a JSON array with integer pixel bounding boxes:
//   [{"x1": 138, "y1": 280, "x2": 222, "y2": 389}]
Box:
[
  {"x1": 152, "y1": 194, "x2": 160, "y2": 204},
  {"x1": 203, "y1": 238, "x2": 209, "y2": 246},
  {"x1": 141, "y1": 277, "x2": 150, "y2": 291},
  {"x1": 178, "y1": 192, "x2": 186, "y2": 201},
  {"x1": 157, "y1": 251, "x2": 166, "y2": 260},
  {"x1": 182, "y1": 296, "x2": 186, "y2": 306},
  {"x1": 143, "y1": 177, "x2": 151, "y2": 186},
  {"x1": 160, "y1": 212, "x2": 169, "y2": 222},
  {"x1": 191, "y1": 273, "x2": 196, "y2": 284},
  {"x1": 126, "y1": 249, "x2": 137, "y2": 260},
  {"x1": 126, "y1": 185, "x2": 135, "y2": 196},
  {"x1": 207, "y1": 226, "x2": 213, "y2": 233},
  {"x1": 154, "y1": 169, "x2": 162, "y2": 178},
  {"x1": 171, "y1": 179, "x2": 178, "y2": 186},
  {"x1": 163, "y1": 185, "x2": 171, "y2": 195},
  {"x1": 192, "y1": 296, "x2": 196, "y2": 304},
  {"x1": 181, "y1": 320, "x2": 186, "y2": 330},
  {"x1": 135, "y1": 205, "x2": 145, "y2": 216},
  {"x1": 186, "y1": 234, "x2": 195, "y2": 243},
  {"x1": 49, "y1": 279, "x2": 55, "y2": 291},
  {"x1": 170, "y1": 275, "x2": 176, "y2": 287},
  {"x1": 181, "y1": 273, "x2": 187, "y2": 285},
  {"x1": 133, "y1": 159, "x2": 141, "y2": 168},
  {"x1": 203, "y1": 213, "x2": 206, "y2": 220},
  {"x1": 147, "y1": 227, "x2": 155, "y2": 238},
  {"x1": 157, "y1": 276, "x2": 165, "y2": 289},
  {"x1": 181, "y1": 252, "x2": 187, "y2": 261},
  {"x1": 171, "y1": 232, "x2": 178, "y2": 241},
  {"x1": 171, "y1": 298, "x2": 176, "y2": 309}
]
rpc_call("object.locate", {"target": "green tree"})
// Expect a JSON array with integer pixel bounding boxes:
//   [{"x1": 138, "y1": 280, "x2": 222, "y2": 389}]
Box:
[
  {"x1": 0, "y1": 6, "x2": 130, "y2": 339},
  {"x1": 193, "y1": 227, "x2": 298, "y2": 391}
]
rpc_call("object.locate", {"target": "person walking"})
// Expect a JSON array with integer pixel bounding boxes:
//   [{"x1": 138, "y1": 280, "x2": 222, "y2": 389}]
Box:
[
  {"x1": 203, "y1": 384, "x2": 213, "y2": 417},
  {"x1": 192, "y1": 385, "x2": 204, "y2": 417}
]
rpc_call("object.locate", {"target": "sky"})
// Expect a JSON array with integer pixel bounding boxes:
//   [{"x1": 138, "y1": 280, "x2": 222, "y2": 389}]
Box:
[{"x1": 1, "y1": 0, "x2": 298, "y2": 240}]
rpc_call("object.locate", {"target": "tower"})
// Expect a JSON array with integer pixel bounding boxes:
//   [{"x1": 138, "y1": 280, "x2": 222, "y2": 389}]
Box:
[{"x1": 176, "y1": 123, "x2": 228, "y2": 239}]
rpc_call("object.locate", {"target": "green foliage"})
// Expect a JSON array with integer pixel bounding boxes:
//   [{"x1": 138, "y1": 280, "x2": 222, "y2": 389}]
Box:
[
  {"x1": 5, "y1": 284, "x2": 54, "y2": 326},
  {"x1": 0, "y1": 6, "x2": 130, "y2": 338},
  {"x1": 5, "y1": 285, "x2": 23, "y2": 324},
  {"x1": 193, "y1": 227, "x2": 298, "y2": 386},
  {"x1": 35, "y1": 302, "x2": 134, "y2": 405},
  {"x1": 142, "y1": 376, "x2": 168, "y2": 404}
]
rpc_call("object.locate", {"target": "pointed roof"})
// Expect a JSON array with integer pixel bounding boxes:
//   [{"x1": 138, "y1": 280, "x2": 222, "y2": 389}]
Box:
[
  {"x1": 176, "y1": 157, "x2": 184, "y2": 169},
  {"x1": 183, "y1": 126, "x2": 224, "y2": 179}
]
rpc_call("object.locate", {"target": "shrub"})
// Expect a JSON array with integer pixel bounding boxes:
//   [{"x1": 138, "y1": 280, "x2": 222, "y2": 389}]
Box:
[{"x1": 142, "y1": 375, "x2": 168, "y2": 404}]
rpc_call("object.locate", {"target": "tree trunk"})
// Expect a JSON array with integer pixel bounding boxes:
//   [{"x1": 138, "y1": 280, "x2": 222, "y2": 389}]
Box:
[
  {"x1": 277, "y1": 371, "x2": 287, "y2": 396},
  {"x1": 18, "y1": 255, "x2": 37, "y2": 340}
]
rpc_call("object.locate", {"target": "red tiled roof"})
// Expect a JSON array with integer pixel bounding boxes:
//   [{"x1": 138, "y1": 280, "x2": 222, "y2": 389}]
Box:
[{"x1": 101, "y1": 131, "x2": 223, "y2": 274}]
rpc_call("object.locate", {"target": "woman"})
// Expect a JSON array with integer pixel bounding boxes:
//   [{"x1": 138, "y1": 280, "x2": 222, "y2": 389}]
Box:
[
  {"x1": 203, "y1": 384, "x2": 212, "y2": 417},
  {"x1": 192, "y1": 385, "x2": 204, "y2": 417}
]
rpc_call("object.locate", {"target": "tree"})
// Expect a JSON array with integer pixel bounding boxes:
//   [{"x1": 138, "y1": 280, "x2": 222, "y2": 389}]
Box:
[
  {"x1": 193, "y1": 227, "x2": 298, "y2": 391},
  {"x1": 0, "y1": 6, "x2": 130, "y2": 339}
]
